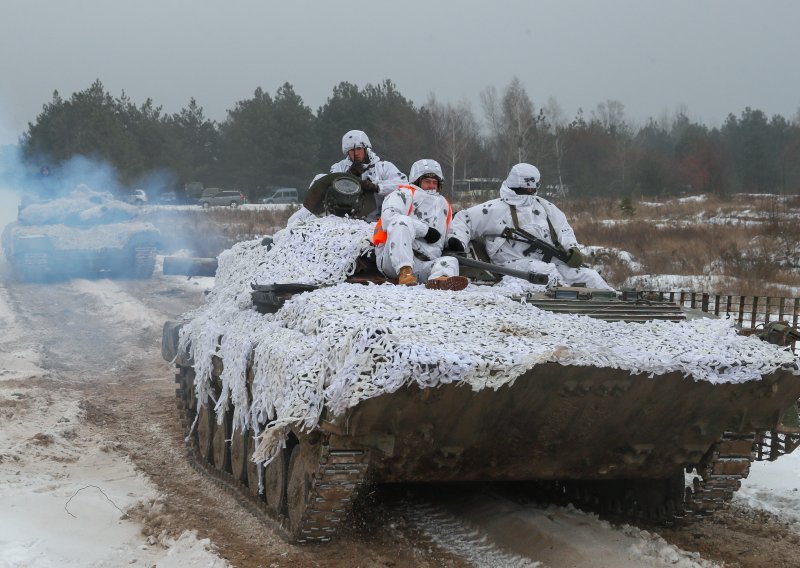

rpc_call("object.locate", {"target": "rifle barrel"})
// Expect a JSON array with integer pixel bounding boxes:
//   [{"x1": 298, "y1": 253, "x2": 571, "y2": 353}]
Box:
[{"x1": 451, "y1": 254, "x2": 549, "y2": 285}]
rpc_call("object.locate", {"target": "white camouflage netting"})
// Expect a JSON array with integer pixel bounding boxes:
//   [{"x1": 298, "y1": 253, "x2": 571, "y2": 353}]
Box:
[
  {"x1": 6, "y1": 184, "x2": 157, "y2": 250},
  {"x1": 18, "y1": 184, "x2": 138, "y2": 226},
  {"x1": 177, "y1": 217, "x2": 800, "y2": 464},
  {"x1": 9, "y1": 221, "x2": 158, "y2": 250}
]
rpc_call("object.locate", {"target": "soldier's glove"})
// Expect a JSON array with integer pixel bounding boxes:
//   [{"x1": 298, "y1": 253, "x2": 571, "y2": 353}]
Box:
[
  {"x1": 446, "y1": 237, "x2": 465, "y2": 252},
  {"x1": 349, "y1": 163, "x2": 366, "y2": 177},
  {"x1": 424, "y1": 227, "x2": 441, "y2": 244},
  {"x1": 360, "y1": 178, "x2": 379, "y2": 193},
  {"x1": 565, "y1": 247, "x2": 584, "y2": 268}
]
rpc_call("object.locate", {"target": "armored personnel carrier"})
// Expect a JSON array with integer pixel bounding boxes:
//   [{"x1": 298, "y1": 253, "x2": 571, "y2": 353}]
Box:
[
  {"x1": 2, "y1": 185, "x2": 161, "y2": 281},
  {"x1": 162, "y1": 216, "x2": 800, "y2": 543}
]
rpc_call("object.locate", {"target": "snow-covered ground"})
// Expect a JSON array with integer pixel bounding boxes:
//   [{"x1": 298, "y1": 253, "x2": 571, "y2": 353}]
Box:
[
  {"x1": 1, "y1": 205, "x2": 799, "y2": 567},
  {"x1": 0, "y1": 269, "x2": 229, "y2": 567},
  {"x1": 10, "y1": 280, "x2": 773, "y2": 568},
  {"x1": 736, "y1": 449, "x2": 800, "y2": 529}
]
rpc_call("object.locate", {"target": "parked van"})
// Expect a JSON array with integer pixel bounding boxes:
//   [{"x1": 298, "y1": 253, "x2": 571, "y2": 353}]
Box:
[{"x1": 259, "y1": 188, "x2": 298, "y2": 204}]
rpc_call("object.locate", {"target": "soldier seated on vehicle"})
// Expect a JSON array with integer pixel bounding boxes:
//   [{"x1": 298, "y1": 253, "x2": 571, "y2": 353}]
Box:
[
  {"x1": 372, "y1": 159, "x2": 468, "y2": 291},
  {"x1": 446, "y1": 162, "x2": 613, "y2": 290},
  {"x1": 287, "y1": 130, "x2": 406, "y2": 227}
]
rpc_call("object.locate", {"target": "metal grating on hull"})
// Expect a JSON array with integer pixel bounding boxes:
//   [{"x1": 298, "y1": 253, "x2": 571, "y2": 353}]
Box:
[{"x1": 524, "y1": 298, "x2": 687, "y2": 322}]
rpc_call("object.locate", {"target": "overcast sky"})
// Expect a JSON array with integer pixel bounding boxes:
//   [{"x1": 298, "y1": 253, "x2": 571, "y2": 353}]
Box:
[{"x1": 1, "y1": 0, "x2": 798, "y2": 147}]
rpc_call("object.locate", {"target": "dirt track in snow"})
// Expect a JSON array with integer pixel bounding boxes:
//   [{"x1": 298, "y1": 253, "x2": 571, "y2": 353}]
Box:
[{"x1": 2, "y1": 262, "x2": 800, "y2": 567}]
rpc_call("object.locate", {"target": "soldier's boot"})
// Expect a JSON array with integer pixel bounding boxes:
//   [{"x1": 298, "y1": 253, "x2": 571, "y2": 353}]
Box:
[
  {"x1": 425, "y1": 275, "x2": 469, "y2": 291},
  {"x1": 398, "y1": 266, "x2": 418, "y2": 286}
]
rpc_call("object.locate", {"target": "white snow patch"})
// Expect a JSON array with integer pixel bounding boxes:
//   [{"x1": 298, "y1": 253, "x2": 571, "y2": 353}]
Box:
[
  {"x1": 0, "y1": 284, "x2": 46, "y2": 381},
  {"x1": 584, "y1": 245, "x2": 643, "y2": 271},
  {"x1": 150, "y1": 530, "x2": 231, "y2": 567},
  {"x1": 0, "y1": 376, "x2": 229, "y2": 568},
  {"x1": 677, "y1": 194, "x2": 708, "y2": 203},
  {"x1": 0, "y1": 345, "x2": 44, "y2": 382},
  {"x1": 1, "y1": 397, "x2": 144, "y2": 567},
  {"x1": 735, "y1": 448, "x2": 800, "y2": 529}
]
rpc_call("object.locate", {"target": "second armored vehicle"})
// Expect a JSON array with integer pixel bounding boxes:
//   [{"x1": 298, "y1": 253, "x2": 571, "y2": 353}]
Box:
[{"x1": 2, "y1": 185, "x2": 161, "y2": 281}]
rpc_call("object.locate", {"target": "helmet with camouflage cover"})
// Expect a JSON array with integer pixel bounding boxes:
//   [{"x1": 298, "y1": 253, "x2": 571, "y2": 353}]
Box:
[
  {"x1": 409, "y1": 159, "x2": 444, "y2": 189},
  {"x1": 341, "y1": 130, "x2": 371, "y2": 156}
]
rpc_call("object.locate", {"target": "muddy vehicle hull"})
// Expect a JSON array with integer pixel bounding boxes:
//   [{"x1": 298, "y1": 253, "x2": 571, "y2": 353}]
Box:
[
  {"x1": 166, "y1": 294, "x2": 800, "y2": 541},
  {"x1": 328, "y1": 364, "x2": 800, "y2": 483}
]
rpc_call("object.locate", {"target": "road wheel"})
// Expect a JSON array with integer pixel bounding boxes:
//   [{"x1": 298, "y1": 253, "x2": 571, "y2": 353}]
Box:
[
  {"x1": 186, "y1": 379, "x2": 197, "y2": 412},
  {"x1": 212, "y1": 407, "x2": 231, "y2": 472},
  {"x1": 201, "y1": 201, "x2": 210, "y2": 209},
  {"x1": 229, "y1": 201, "x2": 238, "y2": 208},
  {"x1": 286, "y1": 442, "x2": 319, "y2": 540},
  {"x1": 230, "y1": 427, "x2": 249, "y2": 483},
  {"x1": 265, "y1": 447, "x2": 288, "y2": 516},
  {"x1": 196, "y1": 403, "x2": 214, "y2": 464}
]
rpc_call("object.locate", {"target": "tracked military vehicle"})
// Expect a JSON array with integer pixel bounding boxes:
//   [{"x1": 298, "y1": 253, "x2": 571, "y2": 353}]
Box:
[
  {"x1": 2, "y1": 185, "x2": 161, "y2": 281},
  {"x1": 162, "y1": 216, "x2": 800, "y2": 543}
]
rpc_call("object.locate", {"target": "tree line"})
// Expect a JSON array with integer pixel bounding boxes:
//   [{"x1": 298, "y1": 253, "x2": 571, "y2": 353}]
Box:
[{"x1": 20, "y1": 78, "x2": 800, "y2": 200}]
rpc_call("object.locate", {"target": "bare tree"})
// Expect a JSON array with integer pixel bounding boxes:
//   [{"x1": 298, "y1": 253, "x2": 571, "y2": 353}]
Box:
[
  {"x1": 425, "y1": 95, "x2": 479, "y2": 197},
  {"x1": 502, "y1": 78, "x2": 536, "y2": 163},
  {"x1": 593, "y1": 99, "x2": 627, "y2": 132},
  {"x1": 543, "y1": 97, "x2": 568, "y2": 197},
  {"x1": 479, "y1": 85, "x2": 505, "y2": 171},
  {"x1": 593, "y1": 99, "x2": 634, "y2": 193},
  {"x1": 480, "y1": 77, "x2": 538, "y2": 172}
]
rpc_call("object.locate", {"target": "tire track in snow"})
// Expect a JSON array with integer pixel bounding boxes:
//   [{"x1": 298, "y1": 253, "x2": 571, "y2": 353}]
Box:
[
  {"x1": 69, "y1": 278, "x2": 167, "y2": 331},
  {"x1": 392, "y1": 486, "x2": 723, "y2": 568},
  {"x1": 396, "y1": 500, "x2": 541, "y2": 567}
]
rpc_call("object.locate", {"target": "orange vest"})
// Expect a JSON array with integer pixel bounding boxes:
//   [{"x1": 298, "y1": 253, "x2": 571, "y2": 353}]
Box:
[{"x1": 372, "y1": 185, "x2": 453, "y2": 246}]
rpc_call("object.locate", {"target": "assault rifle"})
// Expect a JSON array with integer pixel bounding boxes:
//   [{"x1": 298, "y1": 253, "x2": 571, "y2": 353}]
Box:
[
  {"x1": 445, "y1": 253, "x2": 550, "y2": 285},
  {"x1": 499, "y1": 227, "x2": 587, "y2": 268}
]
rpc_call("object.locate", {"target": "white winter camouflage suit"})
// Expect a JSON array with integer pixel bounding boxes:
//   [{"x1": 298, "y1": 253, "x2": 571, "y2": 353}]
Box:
[
  {"x1": 448, "y1": 184, "x2": 612, "y2": 290},
  {"x1": 375, "y1": 184, "x2": 459, "y2": 282},
  {"x1": 330, "y1": 147, "x2": 407, "y2": 221}
]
